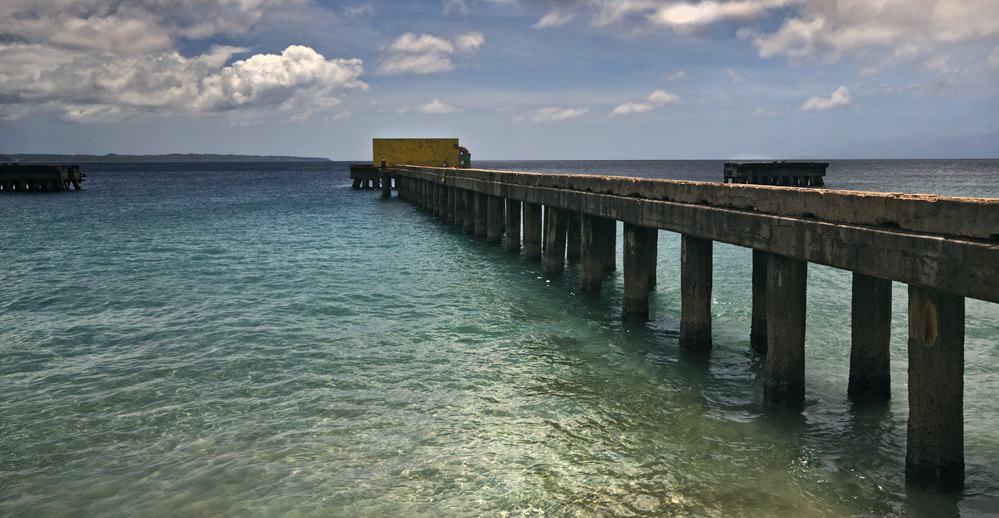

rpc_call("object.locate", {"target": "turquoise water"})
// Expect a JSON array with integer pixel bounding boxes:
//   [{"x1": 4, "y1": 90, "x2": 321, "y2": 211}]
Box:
[{"x1": 1, "y1": 160, "x2": 998, "y2": 516}]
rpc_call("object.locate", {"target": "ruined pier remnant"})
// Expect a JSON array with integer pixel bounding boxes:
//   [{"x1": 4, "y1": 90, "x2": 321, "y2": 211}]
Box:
[
  {"x1": 723, "y1": 161, "x2": 827, "y2": 186},
  {"x1": 384, "y1": 164, "x2": 998, "y2": 492},
  {"x1": 0, "y1": 164, "x2": 83, "y2": 192}
]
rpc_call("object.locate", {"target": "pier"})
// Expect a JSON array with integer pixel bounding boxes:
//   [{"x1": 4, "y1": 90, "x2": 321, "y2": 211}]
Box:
[
  {"x1": 0, "y1": 164, "x2": 83, "y2": 192},
  {"x1": 377, "y1": 164, "x2": 997, "y2": 492}
]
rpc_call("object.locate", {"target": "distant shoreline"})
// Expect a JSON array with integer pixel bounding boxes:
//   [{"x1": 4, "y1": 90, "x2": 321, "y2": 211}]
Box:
[{"x1": 2, "y1": 153, "x2": 332, "y2": 164}]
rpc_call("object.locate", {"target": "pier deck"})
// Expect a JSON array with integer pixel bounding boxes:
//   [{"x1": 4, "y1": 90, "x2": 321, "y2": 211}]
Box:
[
  {"x1": 381, "y1": 165, "x2": 999, "y2": 492},
  {"x1": 0, "y1": 164, "x2": 83, "y2": 192}
]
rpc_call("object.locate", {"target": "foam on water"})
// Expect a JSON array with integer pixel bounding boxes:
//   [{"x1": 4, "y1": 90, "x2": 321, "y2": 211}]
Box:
[{"x1": 1, "y1": 160, "x2": 997, "y2": 516}]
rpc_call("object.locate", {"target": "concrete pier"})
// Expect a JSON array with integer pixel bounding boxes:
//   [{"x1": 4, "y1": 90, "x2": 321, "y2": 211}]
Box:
[
  {"x1": 544, "y1": 207, "x2": 568, "y2": 274},
  {"x1": 566, "y1": 212, "x2": 582, "y2": 263},
  {"x1": 462, "y1": 191, "x2": 475, "y2": 233},
  {"x1": 0, "y1": 164, "x2": 84, "y2": 192},
  {"x1": 680, "y1": 235, "x2": 713, "y2": 353},
  {"x1": 505, "y1": 199, "x2": 521, "y2": 252},
  {"x1": 849, "y1": 273, "x2": 892, "y2": 403},
  {"x1": 580, "y1": 214, "x2": 615, "y2": 292},
  {"x1": 475, "y1": 192, "x2": 487, "y2": 238},
  {"x1": 487, "y1": 195, "x2": 504, "y2": 244},
  {"x1": 764, "y1": 254, "x2": 807, "y2": 406},
  {"x1": 385, "y1": 164, "x2": 999, "y2": 491},
  {"x1": 623, "y1": 223, "x2": 658, "y2": 320},
  {"x1": 751, "y1": 250, "x2": 769, "y2": 354},
  {"x1": 523, "y1": 202, "x2": 543, "y2": 260},
  {"x1": 906, "y1": 286, "x2": 965, "y2": 492}
]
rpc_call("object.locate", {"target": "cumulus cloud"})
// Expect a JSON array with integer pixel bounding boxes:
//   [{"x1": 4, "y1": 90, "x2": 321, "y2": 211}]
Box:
[
  {"x1": 524, "y1": 107, "x2": 590, "y2": 122},
  {"x1": 649, "y1": 0, "x2": 793, "y2": 28},
  {"x1": 534, "y1": 9, "x2": 576, "y2": 29},
  {"x1": 378, "y1": 31, "x2": 485, "y2": 75},
  {"x1": 611, "y1": 89, "x2": 679, "y2": 116},
  {"x1": 0, "y1": 0, "x2": 366, "y2": 121},
  {"x1": 418, "y1": 98, "x2": 459, "y2": 114},
  {"x1": 801, "y1": 85, "x2": 850, "y2": 111}
]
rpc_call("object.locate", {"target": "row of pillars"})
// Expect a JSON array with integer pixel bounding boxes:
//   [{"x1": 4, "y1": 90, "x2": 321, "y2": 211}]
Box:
[
  {"x1": 0, "y1": 179, "x2": 79, "y2": 192},
  {"x1": 393, "y1": 175, "x2": 967, "y2": 492}
]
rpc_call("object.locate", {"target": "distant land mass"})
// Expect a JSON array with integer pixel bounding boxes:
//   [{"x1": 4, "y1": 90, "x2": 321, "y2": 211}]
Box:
[{"x1": 2, "y1": 153, "x2": 332, "y2": 163}]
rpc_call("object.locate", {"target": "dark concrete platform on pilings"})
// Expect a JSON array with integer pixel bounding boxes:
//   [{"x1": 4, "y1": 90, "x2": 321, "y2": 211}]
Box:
[
  {"x1": 0, "y1": 164, "x2": 83, "y2": 192},
  {"x1": 387, "y1": 163, "x2": 999, "y2": 493},
  {"x1": 724, "y1": 161, "x2": 827, "y2": 186}
]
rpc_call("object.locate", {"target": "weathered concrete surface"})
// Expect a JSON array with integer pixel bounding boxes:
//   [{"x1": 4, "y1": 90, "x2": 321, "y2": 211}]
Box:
[
  {"x1": 397, "y1": 167, "x2": 999, "y2": 303},
  {"x1": 849, "y1": 273, "x2": 892, "y2": 403},
  {"x1": 580, "y1": 214, "x2": 615, "y2": 292},
  {"x1": 764, "y1": 254, "x2": 807, "y2": 406},
  {"x1": 544, "y1": 206, "x2": 568, "y2": 274},
  {"x1": 907, "y1": 285, "x2": 964, "y2": 492},
  {"x1": 751, "y1": 250, "x2": 769, "y2": 354},
  {"x1": 524, "y1": 202, "x2": 543, "y2": 260},
  {"x1": 506, "y1": 198, "x2": 521, "y2": 252},
  {"x1": 623, "y1": 223, "x2": 657, "y2": 320},
  {"x1": 402, "y1": 166, "x2": 999, "y2": 240},
  {"x1": 566, "y1": 212, "x2": 582, "y2": 263},
  {"x1": 487, "y1": 195, "x2": 504, "y2": 244},
  {"x1": 680, "y1": 235, "x2": 713, "y2": 354}
]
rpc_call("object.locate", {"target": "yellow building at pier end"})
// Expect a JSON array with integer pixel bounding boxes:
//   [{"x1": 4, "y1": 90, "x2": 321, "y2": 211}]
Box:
[{"x1": 372, "y1": 138, "x2": 470, "y2": 168}]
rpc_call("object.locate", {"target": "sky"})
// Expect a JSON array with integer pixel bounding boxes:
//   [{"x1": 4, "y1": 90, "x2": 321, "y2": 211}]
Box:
[{"x1": 1, "y1": 0, "x2": 998, "y2": 159}]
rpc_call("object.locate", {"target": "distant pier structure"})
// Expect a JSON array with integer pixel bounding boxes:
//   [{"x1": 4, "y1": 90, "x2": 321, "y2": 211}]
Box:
[
  {"x1": 0, "y1": 159, "x2": 84, "y2": 192},
  {"x1": 350, "y1": 138, "x2": 471, "y2": 194},
  {"x1": 724, "y1": 161, "x2": 826, "y2": 186},
  {"x1": 355, "y1": 155, "x2": 999, "y2": 493}
]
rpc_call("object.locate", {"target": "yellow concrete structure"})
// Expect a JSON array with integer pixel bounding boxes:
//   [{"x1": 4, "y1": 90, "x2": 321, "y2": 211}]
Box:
[{"x1": 372, "y1": 138, "x2": 464, "y2": 167}]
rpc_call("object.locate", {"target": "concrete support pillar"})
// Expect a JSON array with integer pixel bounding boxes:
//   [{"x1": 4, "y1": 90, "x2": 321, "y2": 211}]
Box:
[
  {"x1": 906, "y1": 285, "x2": 964, "y2": 492},
  {"x1": 462, "y1": 191, "x2": 475, "y2": 233},
  {"x1": 543, "y1": 207, "x2": 569, "y2": 274},
  {"x1": 523, "y1": 202, "x2": 543, "y2": 260},
  {"x1": 751, "y1": 250, "x2": 769, "y2": 353},
  {"x1": 444, "y1": 186, "x2": 458, "y2": 225},
  {"x1": 680, "y1": 235, "x2": 713, "y2": 353},
  {"x1": 438, "y1": 185, "x2": 448, "y2": 221},
  {"x1": 487, "y1": 195, "x2": 504, "y2": 244},
  {"x1": 848, "y1": 273, "x2": 892, "y2": 403},
  {"x1": 505, "y1": 199, "x2": 521, "y2": 252},
  {"x1": 566, "y1": 212, "x2": 582, "y2": 263},
  {"x1": 381, "y1": 175, "x2": 391, "y2": 198},
  {"x1": 764, "y1": 254, "x2": 807, "y2": 406},
  {"x1": 474, "y1": 192, "x2": 488, "y2": 238},
  {"x1": 604, "y1": 222, "x2": 617, "y2": 272},
  {"x1": 580, "y1": 214, "x2": 615, "y2": 292},
  {"x1": 622, "y1": 223, "x2": 658, "y2": 320}
]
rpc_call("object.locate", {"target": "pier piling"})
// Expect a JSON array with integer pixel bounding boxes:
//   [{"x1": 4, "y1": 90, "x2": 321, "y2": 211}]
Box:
[
  {"x1": 623, "y1": 223, "x2": 658, "y2": 320},
  {"x1": 523, "y1": 202, "x2": 543, "y2": 260},
  {"x1": 906, "y1": 285, "x2": 965, "y2": 492},
  {"x1": 505, "y1": 199, "x2": 521, "y2": 252},
  {"x1": 751, "y1": 250, "x2": 769, "y2": 353},
  {"x1": 543, "y1": 207, "x2": 568, "y2": 274},
  {"x1": 764, "y1": 254, "x2": 808, "y2": 406},
  {"x1": 462, "y1": 191, "x2": 475, "y2": 233},
  {"x1": 580, "y1": 214, "x2": 615, "y2": 292},
  {"x1": 475, "y1": 193, "x2": 488, "y2": 238},
  {"x1": 487, "y1": 195, "x2": 504, "y2": 244},
  {"x1": 566, "y1": 212, "x2": 582, "y2": 263},
  {"x1": 680, "y1": 235, "x2": 713, "y2": 353},
  {"x1": 849, "y1": 273, "x2": 892, "y2": 403}
]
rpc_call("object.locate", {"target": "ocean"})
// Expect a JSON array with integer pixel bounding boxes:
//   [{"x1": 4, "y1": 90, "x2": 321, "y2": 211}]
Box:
[{"x1": 1, "y1": 160, "x2": 997, "y2": 516}]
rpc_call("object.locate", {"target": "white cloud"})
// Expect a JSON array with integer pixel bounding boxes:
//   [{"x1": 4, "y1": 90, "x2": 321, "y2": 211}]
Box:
[
  {"x1": 418, "y1": 98, "x2": 459, "y2": 114},
  {"x1": 649, "y1": 0, "x2": 792, "y2": 28},
  {"x1": 664, "y1": 69, "x2": 687, "y2": 80},
  {"x1": 801, "y1": 85, "x2": 851, "y2": 111},
  {"x1": 534, "y1": 9, "x2": 576, "y2": 29},
  {"x1": 611, "y1": 89, "x2": 679, "y2": 116},
  {"x1": 378, "y1": 31, "x2": 485, "y2": 75},
  {"x1": 0, "y1": 1, "x2": 366, "y2": 122},
  {"x1": 526, "y1": 107, "x2": 590, "y2": 122}
]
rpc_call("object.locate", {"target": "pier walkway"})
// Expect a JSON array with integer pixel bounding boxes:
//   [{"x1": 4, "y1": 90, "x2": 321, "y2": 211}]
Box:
[{"x1": 381, "y1": 165, "x2": 998, "y2": 492}]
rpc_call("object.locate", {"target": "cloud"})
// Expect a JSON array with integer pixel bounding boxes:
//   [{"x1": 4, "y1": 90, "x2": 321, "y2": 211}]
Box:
[
  {"x1": 611, "y1": 89, "x2": 679, "y2": 116},
  {"x1": 418, "y1": 98, "x2": 459, "y2": 114},
  {"x1": 664, "y1": 69, "x2": 687, "y2": 80},
  {"x1": 378, "y1": 31, "x2": 485, "y2": 75},
  {"x1": 534, "y1": 9, "x2": 575, "y2": 29},
  {"x1": 525, "y1": 107, "x2": 589, "y2": 122},
  {"x1": 649, "y1": 0, "x2": 792, "y2": 28},
  {"x1": 801, "y1": 85, "x2": 850, "y2": 111},
  {"x1": 0, "y1": 1, "x2": 366, "y2": 122}
]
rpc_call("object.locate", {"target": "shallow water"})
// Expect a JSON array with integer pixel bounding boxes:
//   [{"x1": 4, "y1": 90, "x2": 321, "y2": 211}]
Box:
[{"x1": 1, "y1": 160, "x2": 997, "y2": 516}]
